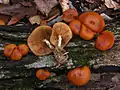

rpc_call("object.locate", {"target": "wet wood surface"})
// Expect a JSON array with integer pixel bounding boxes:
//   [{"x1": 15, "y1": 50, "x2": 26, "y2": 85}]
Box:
[{"x1": 0, "y1": 0, "x2": 120, "y2": 89}]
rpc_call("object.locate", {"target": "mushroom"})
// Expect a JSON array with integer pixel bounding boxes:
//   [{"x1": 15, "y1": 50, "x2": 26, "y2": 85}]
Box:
[
  {"x1": 50, "y1": 22, "x2": 72, "y2": 66},
  {"x1": 27, "y1": 26, "x2": 52, "y2": 56},
  {"x1": 62, "y1": 8, "x2": 78, "y2": 23},
  {"x1": 27, "y1": 22, "x2": 72, "y2": 67},
  {"x1": 50, "y1": 22, "x2": 72, "y2": 48}
]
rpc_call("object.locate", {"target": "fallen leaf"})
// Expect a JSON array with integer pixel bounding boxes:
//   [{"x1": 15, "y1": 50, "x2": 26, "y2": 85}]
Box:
[
  {"x1": 36, "y1": 4, "x2": 61, "y2": 22},
  {"x1": 0, "y1": 4, "x2": 37, "y2": 16},
  {"x1": 105, "y1": 0, "x2": 120, "y2": 9},
  {"x1": 47, "y1": 6, "x2": 61, "y2": 21},
  {"x1": 29, "y1": 15, "x2": 41, "y2": 25},
  {"x1": 34, "y1": 0, "x2": 58, "y2": 16},
  {"x1": 2, "y1": 0, "x2": 9, "y2": 4},
  {"x1": 59, "y1": 0, "x2": 69, "y2": 12},
  {"x1": 7, "y1": 15, "x2": 24, "y2": 25},
  {"x1": 0, "y1": 0, "x2": 2, "y2": 3},
  {"x1": 0, "y1": 14, "x2": 10, "y2": 24},
  {"x1": 113, "y1": 0, "x2": 120, "y2": 3},
  {"x1": 20, "y1": 1, "x2": 33, "y2": 7},
  {"x1": 0, "y1": 3, "x2": 37, "y2": 25},
  {"x1": 0, "y1": 0, "x2": 9, "y2": 4},
  {"x1": 10, "y1": 0, "x2": 32, "y2": 4}
]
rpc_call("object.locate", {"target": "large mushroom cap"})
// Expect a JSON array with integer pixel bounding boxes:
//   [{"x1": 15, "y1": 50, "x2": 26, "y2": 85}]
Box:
[
  {"x1": 27, "y1": 26, "x2": 52, "y2": 56},
  {"x1": 50, "y1": 22, "x2": 72, "y2": 48}
]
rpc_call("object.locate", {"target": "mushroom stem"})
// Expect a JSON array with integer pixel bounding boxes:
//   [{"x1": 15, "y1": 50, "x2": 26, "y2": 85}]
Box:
[
  {"x1": 63, "y1": 52, "x2": 69, "y2": 55},
  {"x1": 43, "y1": 39, "x2": 54, "y2": 49},
  {"x1": 58, "y1": 35, "x2": 62, "y2": 48}
]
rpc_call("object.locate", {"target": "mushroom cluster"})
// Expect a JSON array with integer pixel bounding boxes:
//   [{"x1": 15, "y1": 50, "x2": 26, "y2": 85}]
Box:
[
  {"x1": 27, "y1": 22, "x2": 72, "y2": 66},
  {"x1": 62, "y1": 8, "x2": 115, "y2": 51},
  {"x1": 27, "y1": 8, "x2": 115, "y2": 86},
  {"x1": 4, "y1": 44, "x2": 29, "y2": 60}
]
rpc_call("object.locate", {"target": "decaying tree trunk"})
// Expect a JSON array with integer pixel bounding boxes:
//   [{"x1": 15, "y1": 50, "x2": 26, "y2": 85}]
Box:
[
  {"x1": 0, "y1": 19, "x2": 119, "y2": 89},
  {"x1": 0, "y1": 0, "x2": 119, "y2": 89}
]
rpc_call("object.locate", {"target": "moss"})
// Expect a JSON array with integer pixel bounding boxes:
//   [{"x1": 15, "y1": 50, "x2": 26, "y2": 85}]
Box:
[{"x1": 67, "y1": 46, "x2": 103, "y2": 67}]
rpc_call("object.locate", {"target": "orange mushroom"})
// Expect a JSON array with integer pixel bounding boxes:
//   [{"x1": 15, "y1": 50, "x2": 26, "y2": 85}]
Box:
[
  {"x1": 36, "y1": 69, "x2": 51, "y2": 80},
  {"x1": 27, "y1": 26, "x2": 52, "y2": 56},
  {"x1": 69, "y1": 20, "x2": 81, "y2": 35},
  {"x1": 4, "y1": 44, "x2": 30, "y2": 61},
  {"x1": 4, "y1": 44, "x2": 17, "y2": 57},
  {"x1": 79, "y1": 12, "x2": 105, "y2": 33},
  {"x1": 67, "y1": 66, "x2": 91, "y2": 86},
  {"x1": 95, "y1": 30, "x2": 115, "y2": 51},
  {"x1": 17, "y1": 44, "x2": 29, "y2": 56},
  {"x1": 10, "y1": 48, "x2": 22, "y2": 61},
  {"x1": 79, "y1": 24, "x2": 96, "y2": 40},
  {"x1": 62, "y1": 8, "x2": 78, "y2": 23}
]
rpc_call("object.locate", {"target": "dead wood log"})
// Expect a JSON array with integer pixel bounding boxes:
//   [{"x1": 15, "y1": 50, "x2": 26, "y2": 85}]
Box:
[{"x1": 0, "y1": 16, "x2": 119, "y2": 89}]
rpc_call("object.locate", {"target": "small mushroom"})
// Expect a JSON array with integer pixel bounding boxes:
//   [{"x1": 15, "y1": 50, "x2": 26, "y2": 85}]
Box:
[
  {"x1": 62, "y1": 8, "x2": 78, "y2": 23},
  {"x1": 50, "y1": 22, "x2": 72, "y2": 48},
  {"x1": 36, "y1": 69, "x2": 51, "y2": 80},
  {"x1": 49, "y1": 22, "x2": 72, "y2": 66},
  {"x1": 27, "y1": 26, "x2": 52, "y2": 56}
]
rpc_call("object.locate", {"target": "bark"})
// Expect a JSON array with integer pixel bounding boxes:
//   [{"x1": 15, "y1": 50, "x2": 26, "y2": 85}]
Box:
[
  {"x1": 0, "y1": 19, "x2": 119, "y2": 89},
  {"x1": 0, "y1": 0, "x2": 119, "y2": 88},
  {"x1": 0, "y1": 24, "x2": 37, "y2": 32}
]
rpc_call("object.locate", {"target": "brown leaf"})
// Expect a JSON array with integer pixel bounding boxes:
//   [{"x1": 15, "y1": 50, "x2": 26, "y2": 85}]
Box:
[
  {"x1": 34, "y1": 0, "x2": 58, "y2": 16},
  {"x1": 10, "y1": 0, "x2": 33, "y2": 4},
  {"x1": 0, "y1": 0, "x2": 9, "y2": 4},
  {"x1": 113, "y1": 0, "x2": 120, "y2": 3},
  {"x1": 0, "y1": 14, "x2": 10, "y2": 24},
  {"x1": 47, "y1": 6, "x2": 61, "y2": 21},
  {"x1": 3, "y1": 0, "x2": 9, "y2": 4},
  {"x1": 20, "y1": 1, "x2": 33, "y2": 7},
  {"x1": 0, "y1": 0, "x2": 2, "y2": 3},
  {"x1": 7, "y1": 15, "x2": 24, "y2": 25},
  {"x1": 29, "y1": 15, "x2": 41, "y2": 25},
  {"x1": 105, "y1": 0, "x2": 120, "y2": 9},
  {"x1": 0, "y1": 4, "x2": 37, "y2": 16},
  {"x1": 0, "y1": 3, "x2": 37, "y2": 25}
]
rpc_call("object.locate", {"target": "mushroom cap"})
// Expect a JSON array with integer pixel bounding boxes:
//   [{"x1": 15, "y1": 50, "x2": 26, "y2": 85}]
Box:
[
  {"x1": 50, "y1": 22, "x2": 72, "y2": 48},
  {"x1": 27, "y1": 26, "x2": 52, "y2": 56},
  {"x1": 62, "y1": 8, "x2": 78, "y2": 23}
]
